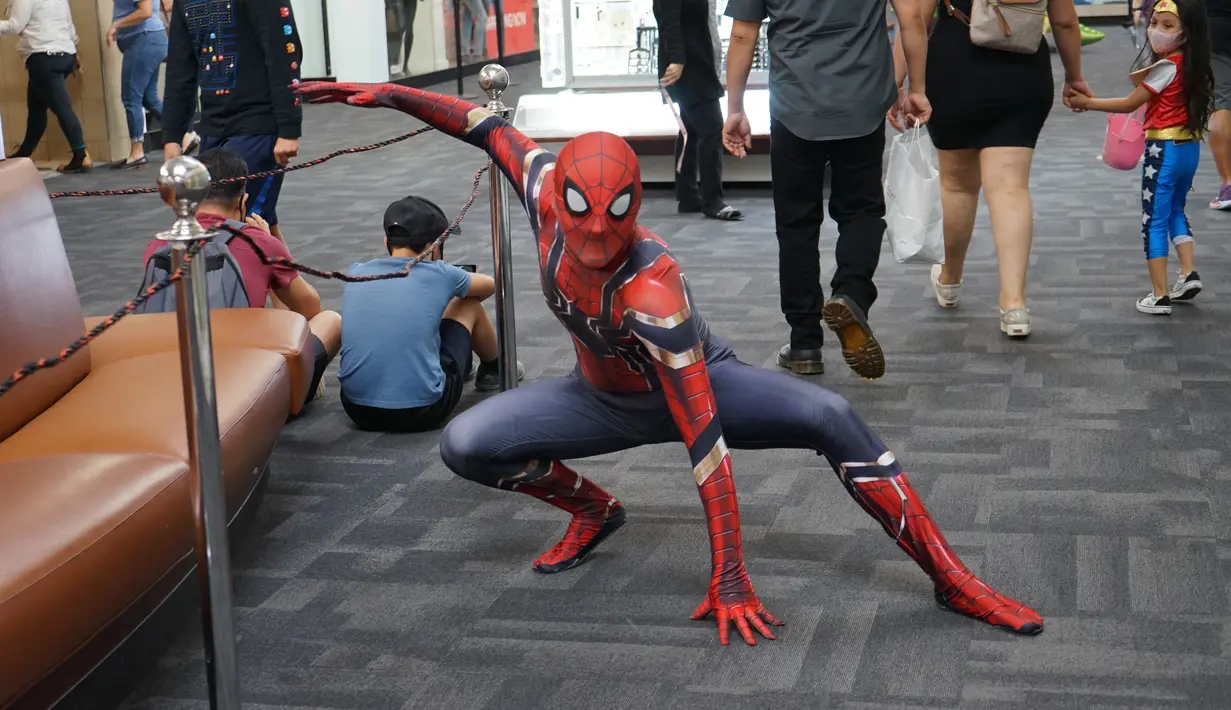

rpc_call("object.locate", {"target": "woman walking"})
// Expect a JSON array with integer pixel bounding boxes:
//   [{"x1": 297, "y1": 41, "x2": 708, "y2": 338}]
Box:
[
  {"x1": 1, "y1": 0, "x2": 91, "y2": 173},
  {"x1": 107, "y1": 0, "x2": 168, "y2": 169},
  {"x1": 891, "y1": 0, "x2": 1089, "y2": 338}
]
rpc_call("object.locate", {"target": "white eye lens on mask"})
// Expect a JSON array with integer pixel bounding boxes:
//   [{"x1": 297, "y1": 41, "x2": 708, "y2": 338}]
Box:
[
  {"x1": 565, "y1": 187, "x2": 588, "y2": 214},
  {"x1": 608, "y1": 193, "x2": 631, "y2": 218},
  {"x1": 1148, "y1": 28, "x2": 1185, "y2": 53}
]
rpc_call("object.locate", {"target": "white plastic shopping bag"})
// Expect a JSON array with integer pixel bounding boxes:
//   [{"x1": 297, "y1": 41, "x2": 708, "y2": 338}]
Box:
[{"x1": 884, "y1": 125, "x2": 944, "y2": 265}]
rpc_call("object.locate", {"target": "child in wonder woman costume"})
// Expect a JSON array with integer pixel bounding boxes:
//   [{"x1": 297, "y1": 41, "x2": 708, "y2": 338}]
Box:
[{"x1": 1069, "y1": 0, "x2": 1213, "y2": 315}]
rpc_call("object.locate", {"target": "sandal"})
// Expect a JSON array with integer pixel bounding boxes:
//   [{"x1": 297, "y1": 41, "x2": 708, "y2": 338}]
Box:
[{"x1": 704, "y1": 205, "x2": 744, "y2": 221}]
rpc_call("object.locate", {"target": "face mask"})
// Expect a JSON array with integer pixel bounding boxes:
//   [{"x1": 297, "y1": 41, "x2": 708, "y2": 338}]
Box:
[{"x1": 1148, "y1": 28, "x2": 1185, "y2": 54}]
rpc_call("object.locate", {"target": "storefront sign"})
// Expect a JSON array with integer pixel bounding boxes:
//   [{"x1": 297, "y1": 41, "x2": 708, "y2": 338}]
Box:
[{"x1": 497, "y1": 0, "x2": 537, "y2": 55}]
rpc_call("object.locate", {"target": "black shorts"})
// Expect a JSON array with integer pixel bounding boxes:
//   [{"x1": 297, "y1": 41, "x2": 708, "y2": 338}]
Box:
[
  {"x1": 341, "y1": 319, "x2": 473, "y2": 433},
  {"x1": 927, "y1": 100, "x2": 1053, "y2": 151},
  {"x1": 305, "y1": 334, "x2": 330, "y2": 408}
]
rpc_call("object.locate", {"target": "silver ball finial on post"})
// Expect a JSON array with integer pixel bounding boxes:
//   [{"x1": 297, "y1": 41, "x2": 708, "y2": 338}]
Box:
[
  {"x1": 156, "y1": 156, "x2": 216, "y2": 242},
  {"x1": 478, "y1": 63, "x2": 510, "y2": 118}
]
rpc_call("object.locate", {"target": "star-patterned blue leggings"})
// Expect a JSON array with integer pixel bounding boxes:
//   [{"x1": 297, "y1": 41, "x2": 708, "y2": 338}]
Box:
[{"x1": 1141, "y1": 139, "x2": 1199, "y2": 260}]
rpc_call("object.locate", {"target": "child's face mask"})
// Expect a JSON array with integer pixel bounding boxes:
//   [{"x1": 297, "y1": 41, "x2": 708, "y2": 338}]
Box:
[{"x1": 1149, "y1": 27, "x2": 1186, "y2": 54}]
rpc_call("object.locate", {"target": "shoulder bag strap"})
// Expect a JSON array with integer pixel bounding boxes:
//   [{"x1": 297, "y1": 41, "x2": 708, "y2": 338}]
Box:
[{"x1": 943, "y1": 0, "x2": 971, "y2": 26}]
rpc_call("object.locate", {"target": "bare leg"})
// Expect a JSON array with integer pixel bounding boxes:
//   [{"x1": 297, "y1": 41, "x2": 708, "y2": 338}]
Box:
[
  {"x1": 307, "y1": 310, "x2": 342, "y2": 357},
  {"x1": 1147, "y1": 256, "x2": 1169, "y2": 298},
  {"x1": 937, "y1": 148, "x2": 982, "y2": 285},
  {"x1": 979, "y1": 147, "x2": 1036, "y2": 311},
  {"x1": 442, "y1": 297, "x2": 498, "y2": 362},
  {"x1": 1174, "y1": 241, "x2": 1196, "y2": 275},
  {"x1": 1209, "y1": 110, "x2": 1231, "y2": 185}
]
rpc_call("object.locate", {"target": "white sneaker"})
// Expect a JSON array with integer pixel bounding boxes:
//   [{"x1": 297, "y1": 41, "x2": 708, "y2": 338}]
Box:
[
  {"x1": 1136, "y1": 292, "x2": 1172, "y2": 315},
  {"x1": 1169, "y1": 271, "x2": 1202, "y2": 302},
  {"x1": 930, "y1": 264, "x2": 961, "y2": 308},
  {"x1": 1000, "y1": 308, "x2": 1031, "y2": 338}
]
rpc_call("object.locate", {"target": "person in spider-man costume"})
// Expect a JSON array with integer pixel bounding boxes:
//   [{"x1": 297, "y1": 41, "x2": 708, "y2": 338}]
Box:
[{"x1": 293, "y1": 81, "x2": 1045, "y2": 645}]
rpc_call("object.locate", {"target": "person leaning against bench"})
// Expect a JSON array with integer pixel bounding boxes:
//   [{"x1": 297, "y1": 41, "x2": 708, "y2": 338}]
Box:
[
  {"x1": 142, "y1": 147, "x2": 342, "y2": 407},
  {"x1": 337, "y1": 196, "x2": 525, "y2": 433}
]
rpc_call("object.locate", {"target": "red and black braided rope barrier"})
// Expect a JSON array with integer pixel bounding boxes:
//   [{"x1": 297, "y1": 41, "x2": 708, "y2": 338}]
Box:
[
  {"x1": 0, "y1": 161, "x2": 490, "y2": 398},
  {"x1": 46, "y1": 127, "x2": 434, "y2": 200}
]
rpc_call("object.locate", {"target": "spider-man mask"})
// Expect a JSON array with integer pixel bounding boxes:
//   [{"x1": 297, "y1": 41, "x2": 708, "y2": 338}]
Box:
[{"x1": 552, "y1": 132, "x2": 642, "y2": 269}]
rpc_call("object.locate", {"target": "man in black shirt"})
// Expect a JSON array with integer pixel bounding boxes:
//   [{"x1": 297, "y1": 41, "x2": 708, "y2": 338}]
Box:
[
  {"x1": 1209, "y1": 0, "x2": 1231, "y2": 210},
  {"x1": 654, "y1": 0, "x2": 743, "y2": 222},
  {"x1": 162, "y1": 0, "x2": 303, "y2": 238}
]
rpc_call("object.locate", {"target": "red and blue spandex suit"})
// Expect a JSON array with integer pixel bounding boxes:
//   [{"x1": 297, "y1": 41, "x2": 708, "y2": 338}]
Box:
[{"x1": 294, "y1": 81, "x2": 1044, "y2": 645}]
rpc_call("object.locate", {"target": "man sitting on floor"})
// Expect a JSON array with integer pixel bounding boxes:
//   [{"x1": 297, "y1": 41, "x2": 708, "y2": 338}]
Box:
[
  {"x1": 337, "y1": 195, "x2": 523, "y2": 432},
  {"x1": 142, "y1": 148, "x2": 341, "y2": 407}
]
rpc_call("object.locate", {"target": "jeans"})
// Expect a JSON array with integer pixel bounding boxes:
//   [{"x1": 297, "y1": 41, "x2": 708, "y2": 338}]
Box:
[
  {"x1": 16, "y1": 52, "x2": 85, "y2": 155},
  {"x1": 769, "y1": 119, "x2": 886, "y2": 349},
  {"x1": 463, "y1": 0, "x2": 487, "y2": 57},
  {"x1": 119, "y1": 31, "x2": 168, "y2": 143},
  {"x1": 674, "y1": 98, "x2": 724, "y2": 210}
]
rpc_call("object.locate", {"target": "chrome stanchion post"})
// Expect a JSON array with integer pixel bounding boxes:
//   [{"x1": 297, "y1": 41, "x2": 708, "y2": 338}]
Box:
[
  {"x1": 156, "y1": 158, "x2": 242, "y2": 710},
  {"x1": 479, "y1": 63, "x2": 519, "y2": 391}
]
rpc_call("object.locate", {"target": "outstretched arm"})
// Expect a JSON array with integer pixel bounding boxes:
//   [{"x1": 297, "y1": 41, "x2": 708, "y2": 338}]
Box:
[
  {"x1": 293, "y1": 82, "x2": 554, "y2": 227},
  {"x1": 622, "y1": 259, "x2": 782, "y2": 647}
]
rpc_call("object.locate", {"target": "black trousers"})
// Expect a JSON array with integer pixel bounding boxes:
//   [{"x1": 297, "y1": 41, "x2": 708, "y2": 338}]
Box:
[
  {"x1": 17, "y1": 53, "x2": 85, "y2": 156},
  {"x1": 674, "y1": 98, "x2": 724, "y2": 210},
  {"x1": 769, "y1": 119, "x2": 886, "y2": 349}
]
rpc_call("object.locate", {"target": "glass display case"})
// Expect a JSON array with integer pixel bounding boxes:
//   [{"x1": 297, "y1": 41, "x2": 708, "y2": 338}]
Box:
[
  {"x1": 384, "y1": 0, "x2": 540, "y2": 82},
  {"x1": 538, "y1": 0, "x2": 768, "y2": 90}
]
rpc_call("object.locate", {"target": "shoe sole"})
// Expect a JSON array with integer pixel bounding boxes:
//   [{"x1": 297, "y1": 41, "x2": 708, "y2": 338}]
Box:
[
  {"x1": 1000, "y1": 321, "x2": 1031, "y2": 338},
  {"x1": 1136, "y1": 303, "x2": 1172, "y2": 315},
  {"x1": 776, "y1": 352, "x2": 824, "y2": 375},
  {"x1": 1171, "y1": 282, "x2": 1202, "y2": 301},
  {"x1": 533, "y1": 506, "x2": 627, "y2": 574},
  {"x1": 822, "y1": 301, "x2": 885, "y2": 380}
]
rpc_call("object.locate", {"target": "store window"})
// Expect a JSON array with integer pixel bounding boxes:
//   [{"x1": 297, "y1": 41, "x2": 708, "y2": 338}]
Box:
[
  {"x1": 540, "y1": 0, "x2": 767, "y2": 89},
  {"x1": 386, "y1": 0, "x2": 540, "y2": 81}
]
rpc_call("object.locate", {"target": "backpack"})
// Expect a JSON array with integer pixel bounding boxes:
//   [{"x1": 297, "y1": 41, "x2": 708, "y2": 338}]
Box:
[{"x1": 134, "y1": 219, "x2": 251, "y2": 313}]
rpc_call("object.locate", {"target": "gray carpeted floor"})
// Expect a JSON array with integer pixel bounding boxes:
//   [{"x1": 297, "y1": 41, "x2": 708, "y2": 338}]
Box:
[{"x1": 44, "y1": 34, "x2": 1231, "y2": 710}]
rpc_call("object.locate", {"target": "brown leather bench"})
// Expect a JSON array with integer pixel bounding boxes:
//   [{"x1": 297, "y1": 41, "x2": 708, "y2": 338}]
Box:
[{"x1": 0, "y1": 158, "x2": 309, "y2": 708}]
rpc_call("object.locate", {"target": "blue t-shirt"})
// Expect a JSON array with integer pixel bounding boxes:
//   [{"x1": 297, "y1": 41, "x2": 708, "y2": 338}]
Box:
[
  {"x1": 112, "y1": 0, "x2": 165, "y2": 42},
  {"x1": 338, "y1": 258, "x2": 472, "y2": 409}
]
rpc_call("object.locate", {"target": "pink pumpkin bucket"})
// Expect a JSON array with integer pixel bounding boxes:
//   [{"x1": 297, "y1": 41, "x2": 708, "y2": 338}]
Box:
[{"x1": 1102, "y1": 109, "x2": 1146, "y2": 171}]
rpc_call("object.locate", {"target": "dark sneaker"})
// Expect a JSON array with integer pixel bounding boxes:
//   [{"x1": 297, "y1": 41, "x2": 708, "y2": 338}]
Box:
[
  {"x1": 476, "y1": 360, "x2": 525, "y2": 391},
  {"x1": 1136, "y1": 292, "x2": 1172, "y2": 315},
  {"x1": 776, "y1": 344, "x2": 824, "y2": 375},
  {"x1": 1169, "y1": 271, "x2": 1202, "y2": 302},
  {"x1": 822, "y1": 295, "x2": 886, "y2": 380}
]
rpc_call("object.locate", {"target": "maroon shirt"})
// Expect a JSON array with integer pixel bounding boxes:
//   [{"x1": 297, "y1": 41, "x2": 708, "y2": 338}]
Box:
[{"x1": 142, "y1": 213, "x2": 297, "y2": 307}]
